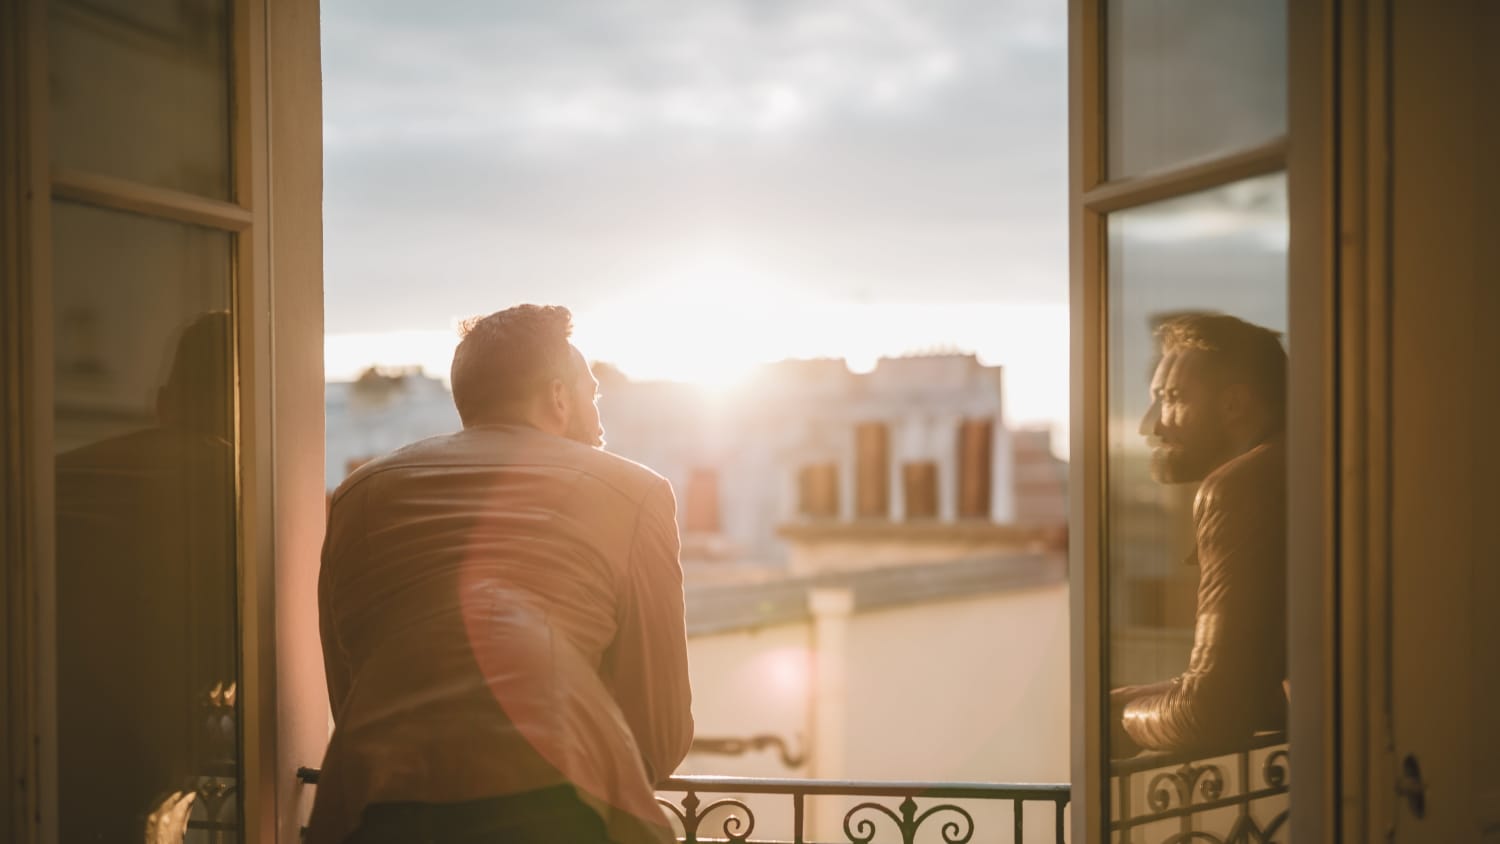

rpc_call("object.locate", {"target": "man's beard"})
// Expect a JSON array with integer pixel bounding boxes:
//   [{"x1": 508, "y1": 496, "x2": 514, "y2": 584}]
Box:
[
  {"x1": 1151, "y1": 448, "x2": 1199, "y2": 484},
  {"x1": 564, "y1": 415, "x2": 604, "y2": 449},
  {"x1": 1148, "y1": 440, "x2": 1224, "y2": 484}
]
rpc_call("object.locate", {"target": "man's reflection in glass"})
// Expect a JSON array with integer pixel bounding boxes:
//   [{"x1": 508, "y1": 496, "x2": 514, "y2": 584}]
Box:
[
  {"x1": 55, "y1": 312, "x2": 238, "y2": 842},
  {"x1": 1111, "y1": 313, "x2": 1288, "y2": 756}
]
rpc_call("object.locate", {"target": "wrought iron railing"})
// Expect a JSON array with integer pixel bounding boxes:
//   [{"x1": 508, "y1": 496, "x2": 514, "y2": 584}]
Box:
[
  {"x1": 1109, "y1": 731, "x2": 1289, "y2": 843},
  {"x1": 297, "y1": 738, "x2": 1290, "y2": 844},
  {"x1": 293, "y1": 768, "x2": 1070, "y2": 843},
  {"x1": 655, "y1": 775, "x2": 1070, "y2": 843}
]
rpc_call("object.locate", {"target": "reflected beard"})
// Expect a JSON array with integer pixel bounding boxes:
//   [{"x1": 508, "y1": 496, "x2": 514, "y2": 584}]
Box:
[{"x1": 1149, "y1": 446, "x2": 1214, "y2": 484}]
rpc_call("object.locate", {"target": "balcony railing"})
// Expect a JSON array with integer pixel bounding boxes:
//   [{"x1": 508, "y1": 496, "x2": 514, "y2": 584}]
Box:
[
  {"x1": 296, "y1": 739, "x2": 1289, "y2": 844},
  {"x1": 1109, "y1": 731, "x2": 1289, "y2": 843},
  {"x1": 293, "y1": 768, "x2": 1071, "y2": 843},
  {"x1": 656, "y1": 775, "x2": 1070, "y2": 843}
]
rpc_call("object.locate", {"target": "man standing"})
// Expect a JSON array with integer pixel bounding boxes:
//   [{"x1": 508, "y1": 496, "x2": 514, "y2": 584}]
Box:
[
  {"x1": 308, "y1": 305, "x2": 693, "y2": 844},
  {"x1": 1111, "y1": 313, "x2": 1288, "y2": 756}
]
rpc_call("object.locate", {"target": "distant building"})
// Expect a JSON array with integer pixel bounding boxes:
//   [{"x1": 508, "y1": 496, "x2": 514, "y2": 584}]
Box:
[
  {"x1": 324, "y1": 367, "x2": 461, "y2": 490},
  {"x1": 323, "y1": 355, "x2": 1070, "y2": 566},
  {"x1": 599, "y1": 353, "x2": 1067, "y2": 567}
]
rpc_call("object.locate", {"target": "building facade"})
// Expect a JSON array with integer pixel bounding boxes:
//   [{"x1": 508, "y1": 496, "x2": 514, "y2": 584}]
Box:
[
  {"x1": 598, "y1": 354, "x2": 1043, "y2": 565},
  {"x1": 323, "y1": 355, "x2": 1069, "y2": 567}
]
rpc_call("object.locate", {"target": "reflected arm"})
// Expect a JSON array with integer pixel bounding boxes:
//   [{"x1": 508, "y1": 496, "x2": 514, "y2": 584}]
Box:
[{"x1": 1121, "y1": 448, "x2": 1287, "y2": 753}]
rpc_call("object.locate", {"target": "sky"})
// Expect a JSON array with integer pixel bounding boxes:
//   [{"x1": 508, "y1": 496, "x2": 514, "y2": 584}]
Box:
[{"x1": 321, "y1": 0, "x2": 1070, "y2": 435}]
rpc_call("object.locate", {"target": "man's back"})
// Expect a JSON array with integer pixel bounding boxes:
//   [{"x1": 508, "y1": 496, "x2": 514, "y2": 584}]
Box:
[{"x1": 309, "y1": 424, "x2": 692, "y2": 844}]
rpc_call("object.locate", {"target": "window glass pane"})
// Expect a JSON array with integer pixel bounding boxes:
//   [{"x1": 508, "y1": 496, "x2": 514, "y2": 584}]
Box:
[
  {"x1": 48, "y1": 0, "x2": 232, "y2": 199},
  {"x1": 51, "y1": 201, "x2": 240, "y2": 842},
  {"x1": 1105, "y1": 174, "x2": 1288, "y2": 834},
  {"x1": 1106, "y1": 0, "x2": 1286, "y2": 178}
]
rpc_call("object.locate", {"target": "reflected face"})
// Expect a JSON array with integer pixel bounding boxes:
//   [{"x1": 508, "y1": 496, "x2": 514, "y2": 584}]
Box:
[
  {"x1": 562, "y1": 345, "x2": 605, "y2": 449},
  {"x1": 1139, "y1": 349, "x2": 1232, "y2": 483}
]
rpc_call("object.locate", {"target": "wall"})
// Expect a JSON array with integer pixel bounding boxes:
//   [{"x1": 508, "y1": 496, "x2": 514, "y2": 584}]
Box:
[{"x1": 676, "y1": 581, "x2": 1069, "y2": 843}]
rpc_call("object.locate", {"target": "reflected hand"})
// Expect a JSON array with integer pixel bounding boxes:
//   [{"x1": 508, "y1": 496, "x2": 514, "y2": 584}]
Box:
[{"x1": 1109, "y1": 682, "x2": 1173, "y2": 758}]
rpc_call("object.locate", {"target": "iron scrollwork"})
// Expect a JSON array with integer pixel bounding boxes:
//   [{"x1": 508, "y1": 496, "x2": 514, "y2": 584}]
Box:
[
  {"x1": 843, "y1": 800, "x2": 904, "y2": 844},
  {"x1": 840, "y1": 797, "x2": 978, "y2": 844},
  {"x1": 658, "y1": 790, "x2": 757, "y2": 844},
  {"x1": 656, "y1": 776, "x2": 1067, "y2": 843},
  {"x1": 1145, "y1": 761, "x2": 1225, "y2": 813},
  {"x1": 1111, "y1": 733, "x2": 1291, "y2": 844}
]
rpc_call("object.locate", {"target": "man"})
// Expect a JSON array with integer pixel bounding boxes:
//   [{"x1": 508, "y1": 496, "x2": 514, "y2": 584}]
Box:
[
  {"x1": 308, "y1": 305, "x2": 693, "y2": 844},
  {"x1": 1111, "y1": 313, "x2": 1288, "y2": 756}
]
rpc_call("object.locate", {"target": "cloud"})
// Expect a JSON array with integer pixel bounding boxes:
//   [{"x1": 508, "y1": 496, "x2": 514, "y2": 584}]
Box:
[{"x1": 321, "y1": 0, "x2": 1069, "y2": 333}]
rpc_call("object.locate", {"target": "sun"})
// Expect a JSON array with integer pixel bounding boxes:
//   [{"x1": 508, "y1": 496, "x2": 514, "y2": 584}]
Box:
[{"x1": 572, "y1": 265, "x2": 822, "y2": 390}]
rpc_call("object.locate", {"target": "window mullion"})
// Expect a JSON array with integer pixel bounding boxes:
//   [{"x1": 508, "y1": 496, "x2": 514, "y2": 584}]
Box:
[
  {"x1": 1082, "y1": 138, "x2": 1288, "y2": 214},
  {"x1": 50, "y1": 166, "x2": 253, "y2": 231}
]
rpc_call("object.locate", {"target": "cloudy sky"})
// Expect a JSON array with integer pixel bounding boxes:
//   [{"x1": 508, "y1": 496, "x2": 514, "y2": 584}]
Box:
[{"x1": 321, "y1": 0, "x2": 1070, "y2": 425}]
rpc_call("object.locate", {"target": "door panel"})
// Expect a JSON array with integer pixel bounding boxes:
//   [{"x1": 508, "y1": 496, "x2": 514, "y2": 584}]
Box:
[
  {"x1": 50, "y1": 200, "x2": 241, "y2": 842},
  {"x1": 1388, "y1": 1, "x2": 1500, "y2": 841}
]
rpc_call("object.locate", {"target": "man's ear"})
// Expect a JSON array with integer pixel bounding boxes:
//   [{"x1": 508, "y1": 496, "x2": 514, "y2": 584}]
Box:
[
  {"x1": 549, "y1": 377, "x2": 574, "y2": 422},
  {"x1": 1219, "y1": 382, "x2": 1252, "y2": 422}
]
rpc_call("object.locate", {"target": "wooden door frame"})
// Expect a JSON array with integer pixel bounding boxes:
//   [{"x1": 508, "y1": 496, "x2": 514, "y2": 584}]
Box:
[
  {"x1": 1286, "y1": 0, "x2": 1343, "y2": 840},
  {"x1": 1286, "y1": 0, "x2": 1403, "y2": 839},
  {"x1": 1, "y1": 0, "x2": 45, "y2": 840},
  {"x1": 0, "y1": 1, "x2": 325, "y2": 840}
]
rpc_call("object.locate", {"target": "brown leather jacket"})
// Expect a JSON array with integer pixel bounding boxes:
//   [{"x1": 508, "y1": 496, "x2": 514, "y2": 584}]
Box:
[
  {"x1": 308, "y1": 425, "x2": 693, "y2": 844},
  {"x1": 1121, "y1": 438, "x2": 1287, "y2": 754}
]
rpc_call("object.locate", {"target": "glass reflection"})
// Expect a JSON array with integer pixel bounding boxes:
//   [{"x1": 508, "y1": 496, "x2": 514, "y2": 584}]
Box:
[
  {"x1": 1104, "y1": 175, "x2": 1288, "y2": 834},
  {"x1": 1110, "y1": 313, "x2": 1287, "y2": 752},
  {"x1": 1106, "y1": 0, "x2": 1286, "y2": 177},
  {"x1": 48, "y1": 0, "x2": 232, "y2": 198},
  {"x1": 52, "y1": 202, "x2": 240, "y2": 842}
]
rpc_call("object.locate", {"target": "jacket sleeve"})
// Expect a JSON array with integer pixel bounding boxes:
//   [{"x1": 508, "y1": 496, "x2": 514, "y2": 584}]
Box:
[
  {"x1": 1121, "y1": 463, "x2": 1286, "y2": 753},
  {"x1": 603, "y1": 477, "x2": 695, "y2": 784}
]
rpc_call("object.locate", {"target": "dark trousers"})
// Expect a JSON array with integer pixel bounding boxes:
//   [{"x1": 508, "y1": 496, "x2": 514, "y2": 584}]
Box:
[{"x1": 345, "y1": 785, "x2": 611, "y2": 844}]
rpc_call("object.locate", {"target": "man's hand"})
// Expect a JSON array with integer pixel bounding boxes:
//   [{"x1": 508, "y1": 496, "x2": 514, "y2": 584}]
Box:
[{"x1": 1108, "y1": 681, "x2": 1175, "y2": 758}]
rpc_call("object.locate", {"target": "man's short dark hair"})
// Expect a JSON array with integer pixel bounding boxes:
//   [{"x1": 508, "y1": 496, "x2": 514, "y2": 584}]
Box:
[
  {"x1": 1155, "y1": 312, "x2": 1288, "y2": 428},
  {"x1": 450, "y1": 305, "x2": 574, "y2": 428}
]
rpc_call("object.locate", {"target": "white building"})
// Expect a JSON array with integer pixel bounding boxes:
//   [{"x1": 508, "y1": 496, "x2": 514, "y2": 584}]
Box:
[
  {"x1": 599, "y1": 354, "x2": 1067, "y2": 567},
  {"x1": 324, "y1": 355, "x2": 1069, "y2": 559},
  {"x1": 324, "y1": 367, "x2": 461, "y2": 489}
]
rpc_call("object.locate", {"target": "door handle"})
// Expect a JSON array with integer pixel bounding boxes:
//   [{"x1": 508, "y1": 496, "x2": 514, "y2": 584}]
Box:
[{"x1": 1396, "y1": 753, "x2": 1426, "y2": 819}]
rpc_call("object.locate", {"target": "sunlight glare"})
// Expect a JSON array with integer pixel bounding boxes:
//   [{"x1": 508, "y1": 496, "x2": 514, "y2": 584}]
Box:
[{"x1": 325, "y1": 299, "x2": 1071, "y2": 456}]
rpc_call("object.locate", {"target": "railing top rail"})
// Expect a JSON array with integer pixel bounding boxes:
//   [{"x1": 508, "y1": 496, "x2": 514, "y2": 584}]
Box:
[
  {"x1": 1108, "y1": 730, "x2": 1288, "y2": 776},
  {"x1": 297, "y1": 767, "x2": 1074, "y2": 802},
  {"x1": 658, "y1": 775, "x2": 1072, "y2": 801}
]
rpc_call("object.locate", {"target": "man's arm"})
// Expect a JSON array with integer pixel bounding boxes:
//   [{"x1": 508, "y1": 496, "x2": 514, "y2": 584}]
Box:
[
  {"x1": 1120, "y1": 462, "x2": 1286, "y2": 754},
  {"x1": 603, "y1": 477, "x2": 695, "y2": 784}
]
